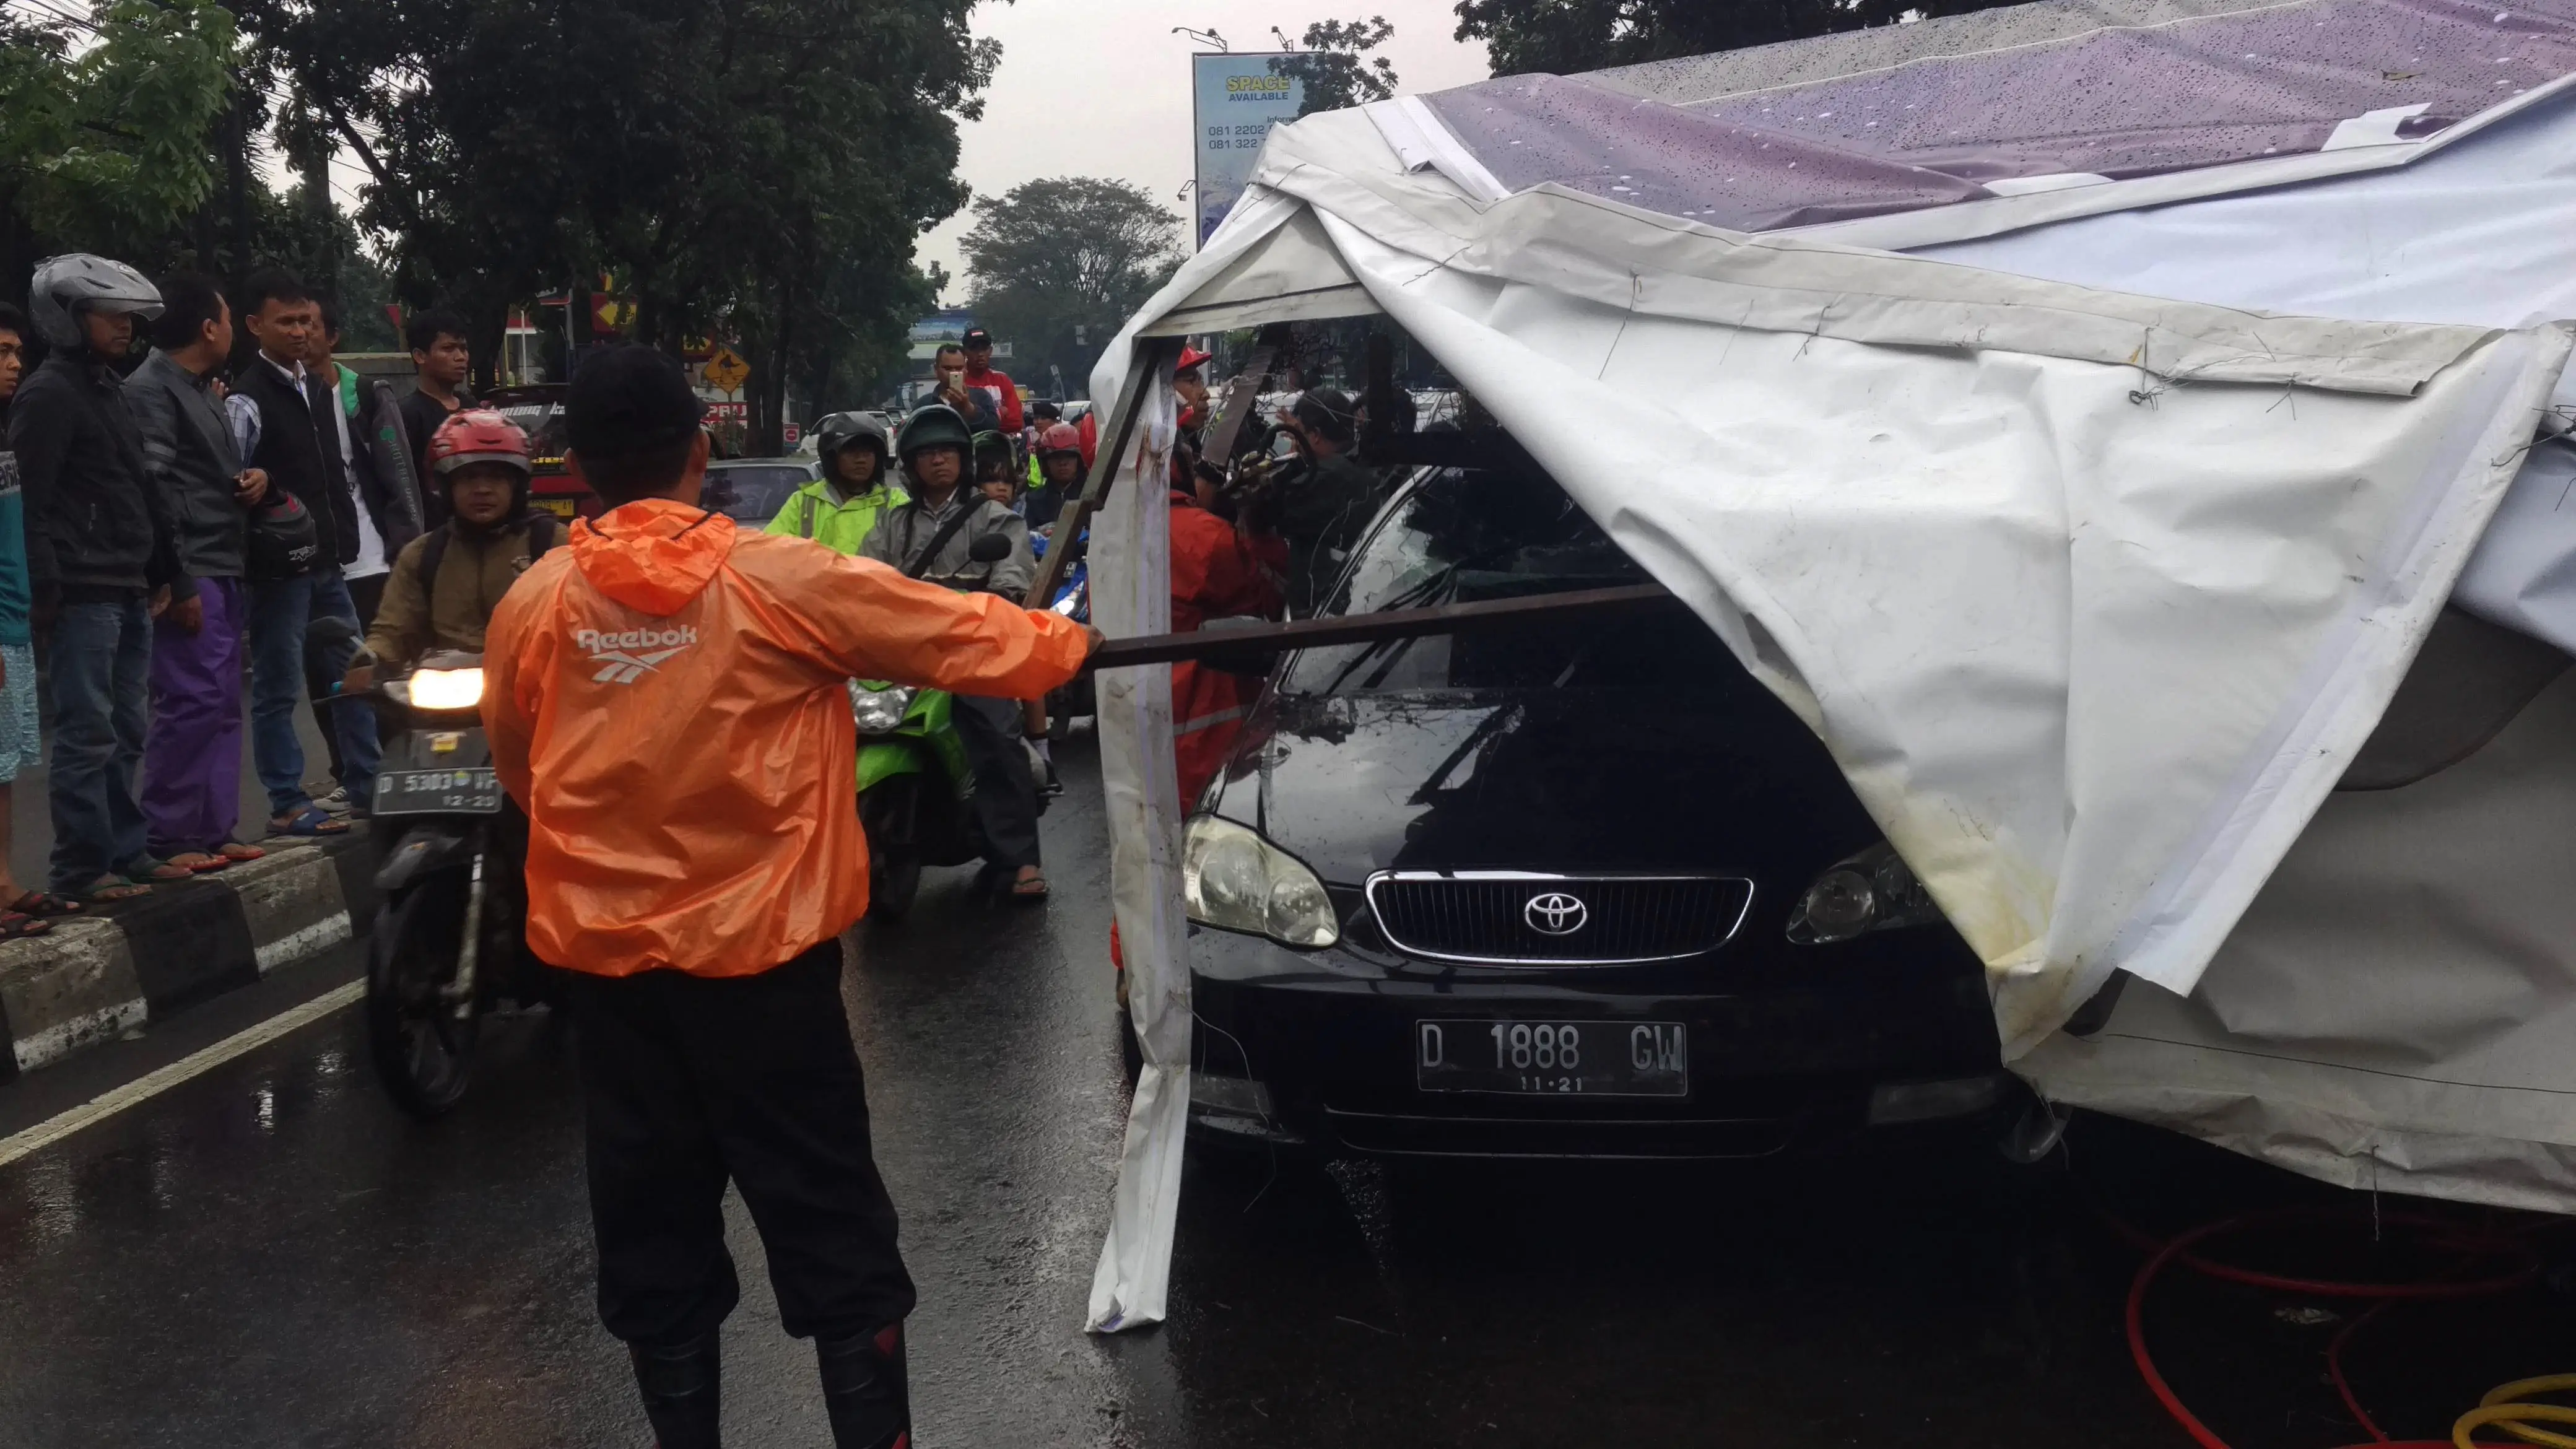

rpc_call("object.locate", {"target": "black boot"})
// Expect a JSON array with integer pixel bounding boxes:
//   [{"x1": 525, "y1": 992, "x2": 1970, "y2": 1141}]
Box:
[
  {"x1": 629, "y1": 1333, "x2": 721, "y2": 1449},
  {"x1": 815, "y1": 1321, "x2": 910, "y2": 1449}
]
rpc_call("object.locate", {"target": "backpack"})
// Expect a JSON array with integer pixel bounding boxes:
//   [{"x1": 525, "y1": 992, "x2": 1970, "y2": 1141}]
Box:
[{"x1": 415, "y1": 511, "x2": 562, "y2": 594}]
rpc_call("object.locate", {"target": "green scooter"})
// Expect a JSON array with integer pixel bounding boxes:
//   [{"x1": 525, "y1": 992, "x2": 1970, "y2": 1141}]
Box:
[
  {"x1": 851, "y1": 679, "x2": 977, "y2": 921},
  {"x1": 850, "y1": 529, "x2": 1022, "y2": 921}
]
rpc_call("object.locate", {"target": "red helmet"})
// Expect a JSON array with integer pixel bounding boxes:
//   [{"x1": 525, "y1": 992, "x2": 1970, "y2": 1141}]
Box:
[
  {"x1": 426, "y1": 409, "x2": 533, "y2": 478},
  {"x1": 1037, "y1": 423, "x2": 1084, "y2": 461},
  {"x1": 1176, "y1": 347, "x2": 1214, "y2": 375}
]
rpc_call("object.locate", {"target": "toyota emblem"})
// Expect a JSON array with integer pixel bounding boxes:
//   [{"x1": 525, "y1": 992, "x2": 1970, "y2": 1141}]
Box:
[{"x1": 1524, "y1": 892, "x2": 1588, "y2": 936}]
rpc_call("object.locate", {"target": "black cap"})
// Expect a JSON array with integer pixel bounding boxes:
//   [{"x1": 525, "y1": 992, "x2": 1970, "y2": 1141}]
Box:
[
  {"x1": 566, "y1": 345, "x2": 705, "y2": 461},
  {"x1": 961, "y1": 327, "x2": 993, "y2": 349}
]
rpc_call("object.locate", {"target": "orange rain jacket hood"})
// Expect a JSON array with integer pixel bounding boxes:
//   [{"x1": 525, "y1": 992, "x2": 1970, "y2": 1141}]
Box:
[{"x1": 482, "y1": 498, "x2": 1090, "y2": 978}]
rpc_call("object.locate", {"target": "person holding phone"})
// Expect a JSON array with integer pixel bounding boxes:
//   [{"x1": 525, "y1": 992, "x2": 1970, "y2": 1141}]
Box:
[{"x1": 929, "y1": 343, "x2": 999, "y2": 434}]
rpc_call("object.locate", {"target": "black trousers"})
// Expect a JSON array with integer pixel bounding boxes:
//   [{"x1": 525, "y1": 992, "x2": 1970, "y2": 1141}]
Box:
[
  {"x1": 951, "y1": 692, "x2": 1042, "y2": 870},
  {"x1": 562, "y1": 940, "x2": 916, "y2": 1348}
]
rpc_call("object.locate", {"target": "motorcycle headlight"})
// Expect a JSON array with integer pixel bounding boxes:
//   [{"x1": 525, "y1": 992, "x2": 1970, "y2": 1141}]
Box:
[
  {"x1": 1182, "y1": 814, "x2": 1338, "y2": 949},
  {"x1": 849, "y1": 682, "x2": 916, "y2": 736},
  {"x1": 1787, "y1": 841, "x2": 1944, "y2": 945},
  {"x1": 407, "y1": 667, "x2": 486, "y2": 711},
  {"x1": 1051, "y1": 593, "x2": 1081, "y2": 616}
]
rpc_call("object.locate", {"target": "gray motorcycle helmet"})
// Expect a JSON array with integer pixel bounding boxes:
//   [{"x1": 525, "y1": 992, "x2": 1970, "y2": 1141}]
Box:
[
  {"x1": 812, "y1": 410, "x2": 892, "y2": 477},
  {"x1": 896, "y1": 403, "x2": 973, "y2": 472},
  {"x1": 29, "y1": 253, "x2": 163, "y2": 349}
]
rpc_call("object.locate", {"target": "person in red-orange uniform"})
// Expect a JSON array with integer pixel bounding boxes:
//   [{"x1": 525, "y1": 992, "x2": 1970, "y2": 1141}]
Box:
[
  {"x1": 481, "y1": 346, "x2": 1095, "y2": 1449},
  {"x1": 1168, "y1": 447, "x2": 1285, "y2": 806},
  {"x1": 1172, "y1": 347, "x2": 1215, "y2": 443}
]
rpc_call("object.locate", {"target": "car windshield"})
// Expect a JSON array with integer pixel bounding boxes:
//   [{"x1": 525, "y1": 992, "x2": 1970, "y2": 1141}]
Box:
[
  {"x1": 1277, "y1": 465, "x2": 1729, "y2": 698},
  {"x1": 706, "y1": 465, "x2": 811, "y2": 524}
]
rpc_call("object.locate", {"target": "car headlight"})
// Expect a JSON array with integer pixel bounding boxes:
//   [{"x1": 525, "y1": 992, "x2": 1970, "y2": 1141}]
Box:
[
  {"x1": 849, "y1": 681, "x2": 916, "y2": 736},
  {"x1": 1182, "y1": 814, "x2": 1338, "y2": 949},
  {"x1": 406, "y1": 666, "x2": 486, "y2": 711},
  {"x1": 1786, "y1": 841, "x2": 1944, "y2": 944}
]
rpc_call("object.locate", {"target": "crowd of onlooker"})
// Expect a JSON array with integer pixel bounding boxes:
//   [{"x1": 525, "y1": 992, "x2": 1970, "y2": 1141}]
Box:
[{"x1": 0, "y1": 253, "x2": 478, "y2": 934}]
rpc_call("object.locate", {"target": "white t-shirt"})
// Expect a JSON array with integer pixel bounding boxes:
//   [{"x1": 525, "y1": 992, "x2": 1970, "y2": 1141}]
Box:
[{"x1": 324, "y1": 367, "x2": 390, "y2": 581}]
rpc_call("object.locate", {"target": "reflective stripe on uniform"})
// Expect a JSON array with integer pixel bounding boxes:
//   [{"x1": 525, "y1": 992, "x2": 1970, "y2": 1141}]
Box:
[{"x1": 1173, "y1": 704, "x2": 1254, "y2": 736}]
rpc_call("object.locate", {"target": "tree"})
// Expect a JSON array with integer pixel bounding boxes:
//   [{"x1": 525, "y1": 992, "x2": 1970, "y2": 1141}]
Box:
[
  {"x1": 0, "y1": 0, "x2": 238, "y2": 291},
  {"x1": 960, "y1": 178, "x2": 1187, "y2": 399},
  {"x1": 1271, "y1": 17, "x2": 1399, "y2": 116},
  {"x1": 250, "y1": 0, "x2": 993, "y2": 446},
  {"x1": 1454, "y1": 0, "x2": 2025, "y2": 76}
]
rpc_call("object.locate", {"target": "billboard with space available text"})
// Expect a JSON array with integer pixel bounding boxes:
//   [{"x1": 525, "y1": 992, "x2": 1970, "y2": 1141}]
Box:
[{"x1": 1192, "y1": 53, "x2": 1303, "y2": 248}]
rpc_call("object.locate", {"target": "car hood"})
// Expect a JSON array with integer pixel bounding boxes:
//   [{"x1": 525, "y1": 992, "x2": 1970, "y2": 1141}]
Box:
[{"x1": 1221, "y1": 685, "x2": 1881, "y2": 891}]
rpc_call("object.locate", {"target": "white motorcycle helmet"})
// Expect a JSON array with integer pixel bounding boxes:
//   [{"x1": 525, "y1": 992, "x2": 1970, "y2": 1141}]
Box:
[{"x1": 28, "y1": 253, "x2": 162, "y2": 350}]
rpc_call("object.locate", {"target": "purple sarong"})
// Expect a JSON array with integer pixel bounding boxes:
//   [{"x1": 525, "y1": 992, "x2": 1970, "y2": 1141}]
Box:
[{"x1": 142, "y1": 577, "x2": 248, "y2": 856}]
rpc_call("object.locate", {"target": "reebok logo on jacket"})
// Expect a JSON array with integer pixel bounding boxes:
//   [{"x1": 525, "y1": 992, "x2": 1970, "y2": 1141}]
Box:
[{"x1": 573, "y1": 624, "x2": 698, "y2": 683}]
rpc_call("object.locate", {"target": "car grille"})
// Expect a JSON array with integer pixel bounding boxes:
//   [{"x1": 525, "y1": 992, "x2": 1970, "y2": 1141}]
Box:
[{"x1": 1364, "y1": 872, "x2": 1754, "y2": 965}]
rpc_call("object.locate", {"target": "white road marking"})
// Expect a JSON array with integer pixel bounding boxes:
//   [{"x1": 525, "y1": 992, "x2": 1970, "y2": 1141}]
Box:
[{"x1": 0, "y1": 980, "x2": 364, "y2": 1170}]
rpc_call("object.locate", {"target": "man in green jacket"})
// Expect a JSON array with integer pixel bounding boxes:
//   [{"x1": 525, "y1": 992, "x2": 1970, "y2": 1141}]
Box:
[{"x1": 767, "y1": 411, "x2": 905, "y2": 555}]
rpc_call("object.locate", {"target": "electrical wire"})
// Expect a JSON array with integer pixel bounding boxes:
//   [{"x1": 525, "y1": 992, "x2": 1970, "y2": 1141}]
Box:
[{"x1": 2123, "y1": 1206, "x2": 2576, "y2": 1449}]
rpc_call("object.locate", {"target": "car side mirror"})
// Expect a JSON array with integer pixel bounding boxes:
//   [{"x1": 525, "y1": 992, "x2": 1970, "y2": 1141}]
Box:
[{"x1": 968, "y1": 532, "x2": 1015, "y2": 564}]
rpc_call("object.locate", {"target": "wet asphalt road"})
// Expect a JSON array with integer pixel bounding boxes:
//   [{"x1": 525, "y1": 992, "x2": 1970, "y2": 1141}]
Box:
[{"x1": 7, "y1": 735, "x2": 2576, "y2": 1448}]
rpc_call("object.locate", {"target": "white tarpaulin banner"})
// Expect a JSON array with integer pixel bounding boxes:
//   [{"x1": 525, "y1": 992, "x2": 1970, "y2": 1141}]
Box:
[
  {"x1": 1077, "y1": 102, "x2": 2572, "y2": 1328},
  {"x1": 1894, "y1": 79, "x2": 2576, "y2": 1210}
]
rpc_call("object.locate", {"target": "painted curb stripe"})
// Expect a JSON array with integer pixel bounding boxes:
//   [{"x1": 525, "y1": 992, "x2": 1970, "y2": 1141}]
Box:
[{"x1": 2, "y1": 839, "x2": 372, "y2": 1079}]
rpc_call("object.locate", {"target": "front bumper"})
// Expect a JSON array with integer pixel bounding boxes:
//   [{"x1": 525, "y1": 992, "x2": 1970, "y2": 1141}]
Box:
[{"x1": 1181, "y1": 925, "x2": 2003, "y2": 1160}]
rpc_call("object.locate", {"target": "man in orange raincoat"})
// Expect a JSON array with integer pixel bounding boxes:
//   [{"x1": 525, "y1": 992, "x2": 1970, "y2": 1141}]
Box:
[{"x1": 481, "y1": 347, "x2": 1094, "y2": 1449}]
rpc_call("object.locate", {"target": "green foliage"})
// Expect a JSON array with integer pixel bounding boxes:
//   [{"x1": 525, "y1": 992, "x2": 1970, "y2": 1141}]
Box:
[
  {"x1": 960, "y1": 177, "x2": 1187, "y2": 398},
  {"x1": 0, "y1": 0, "x2": 237, "y2": 258},
  {"x1": 243, "y1": 0, "x2": 991, "y2": 445},
  {"x1": 1453, "y1": 0, "x2": 2025, "y2": 76},
  {"x1": 1272, "y1": 17, "x2": 1400, "y2": 117}
]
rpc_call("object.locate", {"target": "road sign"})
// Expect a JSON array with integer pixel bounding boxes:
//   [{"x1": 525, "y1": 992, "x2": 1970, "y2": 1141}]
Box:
[
  {"x1": 702, "y1": 347, "x2": 749, "y2": 394},
  {"x1": 783, "y1": 422, "x2": 802, "y2": 446}
]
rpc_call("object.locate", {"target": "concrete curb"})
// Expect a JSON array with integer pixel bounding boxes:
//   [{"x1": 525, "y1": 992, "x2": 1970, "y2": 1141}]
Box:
[{"x1": 0, "y1": 835, "x2": 374, "y2": 1080}]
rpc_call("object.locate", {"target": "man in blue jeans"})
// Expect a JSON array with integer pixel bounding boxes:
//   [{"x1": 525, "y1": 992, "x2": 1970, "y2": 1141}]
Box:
[
  {"x1": 225, "y1": 268, "x2": 373, "y2": 836},
  {"x1": 11, "y1": 256, "x2": 194, "y2": 899}
]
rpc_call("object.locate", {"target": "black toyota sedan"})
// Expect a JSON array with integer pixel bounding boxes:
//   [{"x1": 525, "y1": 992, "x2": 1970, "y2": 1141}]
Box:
[{"x1": 1175, "y1": 458, "x2": 2008, "y2": 1160}]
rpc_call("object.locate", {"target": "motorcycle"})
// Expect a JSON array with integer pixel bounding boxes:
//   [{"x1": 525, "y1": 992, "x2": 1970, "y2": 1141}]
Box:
[
  {"x1": 852, "y1": 531, "x2": 1020, "y2": 921},
  {"x1": 358, "y1": 649, "x2": 537, "y2": 1118}
]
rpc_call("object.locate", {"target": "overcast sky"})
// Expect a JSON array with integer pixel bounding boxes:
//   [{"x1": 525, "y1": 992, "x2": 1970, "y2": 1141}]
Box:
[{"x1": 920, "y1": 0, "x2": 1492, "y2": 303}]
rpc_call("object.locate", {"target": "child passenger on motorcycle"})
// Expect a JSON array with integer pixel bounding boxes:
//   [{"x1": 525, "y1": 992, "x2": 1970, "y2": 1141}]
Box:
[
  {"x1": 972, "y1": 430, "x2": 1020, "y2": 514},
  {"x1": 344, "y1": 411, "x2": 559, "y2": 690}
]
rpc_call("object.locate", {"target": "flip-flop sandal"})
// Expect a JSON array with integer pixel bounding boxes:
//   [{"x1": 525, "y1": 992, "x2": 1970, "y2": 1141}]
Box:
[
  {"x1": 75, "y1": 876, "x2": 152, "y2": 902},
  {"x1": 1009, "y1": 872, "x2": 1051, "y2": 902},
  {"x1": 217, "y1": 842, "x2": 267, "y2": 863},
  {"x1": 121, "y1": 859, "x2": 196, "y2": 884},
  {"x1": 0, "y1": 912, "x2": 53, "y2": 939},
  {"x1": 270, "y1": 806, "x2": 351, "y2": 837},
  {"x1": 7, "y1": 891, "x2": 83, "y2": 918},
  {"x1": 165, "y1": 852, "x2": 233, "y2": 874}
]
